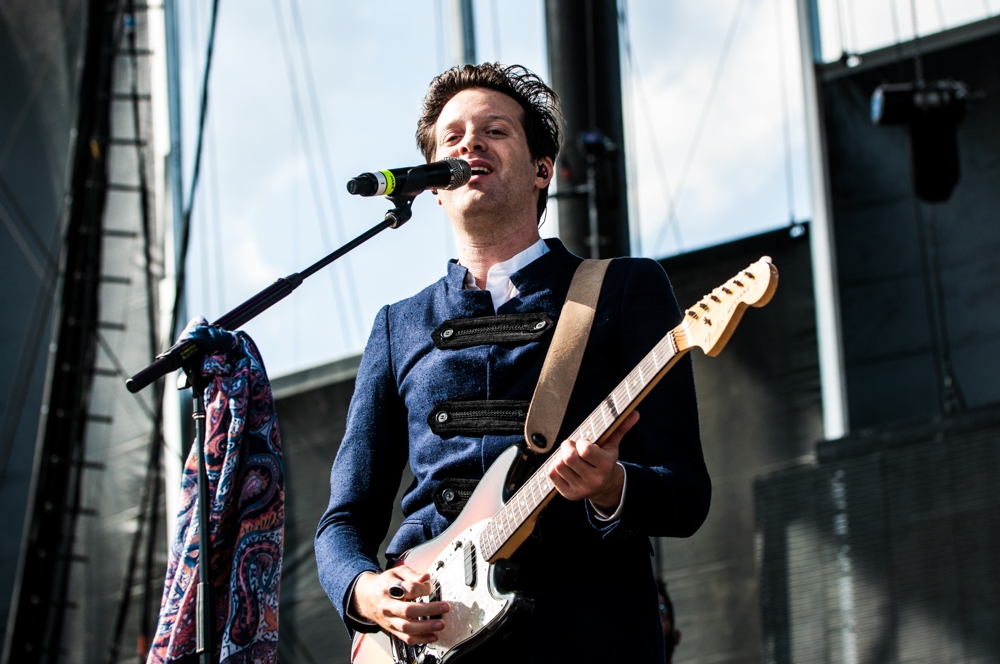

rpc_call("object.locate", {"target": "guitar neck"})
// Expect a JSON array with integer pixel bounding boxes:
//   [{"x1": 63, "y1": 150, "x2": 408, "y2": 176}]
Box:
[{"x1": 479, "y1": 325, "x2": 688, "y2": 562}]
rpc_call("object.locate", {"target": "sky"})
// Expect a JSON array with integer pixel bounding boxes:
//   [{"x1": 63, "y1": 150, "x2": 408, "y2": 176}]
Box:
[{"x1": 175, "y1": 0, "x2": 997, "y2": 378}]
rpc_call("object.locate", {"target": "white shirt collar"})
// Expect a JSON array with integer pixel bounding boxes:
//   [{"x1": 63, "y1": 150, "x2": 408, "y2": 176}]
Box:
[{"x1": 461, "y1": 237, "x2": 550, "y2": 312}]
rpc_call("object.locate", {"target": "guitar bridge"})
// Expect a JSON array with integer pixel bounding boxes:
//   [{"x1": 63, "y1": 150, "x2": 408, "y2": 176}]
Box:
[{"x1": 390, "y1": 635, "x2": 419, "y2": 664}]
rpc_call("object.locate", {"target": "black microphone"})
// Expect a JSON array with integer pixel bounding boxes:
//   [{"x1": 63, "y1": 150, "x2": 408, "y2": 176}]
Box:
[{"x1": 346, "y1": 157, "x2": 472, "y2": 197}]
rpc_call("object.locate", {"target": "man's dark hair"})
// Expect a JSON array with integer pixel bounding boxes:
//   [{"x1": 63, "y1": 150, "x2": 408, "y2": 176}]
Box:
[{"x1": 416, "y1": 63, "x2": 562, "y2": 222}]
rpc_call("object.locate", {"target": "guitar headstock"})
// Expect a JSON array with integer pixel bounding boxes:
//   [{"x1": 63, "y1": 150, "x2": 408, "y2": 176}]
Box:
[{"x1": 675, "y1": 256, "x2": 778, "y2": 357}]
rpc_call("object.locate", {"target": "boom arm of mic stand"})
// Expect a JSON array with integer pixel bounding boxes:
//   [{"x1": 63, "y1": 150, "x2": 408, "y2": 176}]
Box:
[{"x1": 125, "y1": 195, "x2": 416, "y2": 393}]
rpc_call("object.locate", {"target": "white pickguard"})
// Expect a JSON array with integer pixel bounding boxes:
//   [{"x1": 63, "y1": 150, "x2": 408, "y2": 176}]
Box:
[{"x1": 415, "y1": 519, "x2": 510, "y2": 661}]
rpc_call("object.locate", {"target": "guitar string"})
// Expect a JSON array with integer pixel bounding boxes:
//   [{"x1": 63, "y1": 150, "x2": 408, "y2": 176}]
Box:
[{"x1": 479, "y1": 328, "x2": 681, "y2": 560}]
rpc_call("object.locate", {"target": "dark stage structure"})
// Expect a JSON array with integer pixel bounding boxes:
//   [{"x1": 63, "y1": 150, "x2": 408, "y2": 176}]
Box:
[{"x1": 753, "y1": 14, "x2": 1000, "y2": 664}]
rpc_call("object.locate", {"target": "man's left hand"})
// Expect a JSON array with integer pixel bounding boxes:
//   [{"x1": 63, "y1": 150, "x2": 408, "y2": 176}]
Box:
[{"x1": 547, "y1": 410, "x2": 640, "y2": 513}]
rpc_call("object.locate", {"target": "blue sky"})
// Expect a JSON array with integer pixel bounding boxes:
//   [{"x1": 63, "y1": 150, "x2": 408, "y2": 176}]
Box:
[{"x1": 176, "y1": 0, "x2": 995, "y2": 377}]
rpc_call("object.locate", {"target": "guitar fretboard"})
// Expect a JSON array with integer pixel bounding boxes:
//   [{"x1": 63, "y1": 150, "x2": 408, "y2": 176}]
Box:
[{"x1": 478, "y1": 327, "x2": 682, "y2": 561}]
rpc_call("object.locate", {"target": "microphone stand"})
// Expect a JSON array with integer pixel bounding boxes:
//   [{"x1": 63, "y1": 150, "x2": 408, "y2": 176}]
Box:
[{"x1": 126, "y1": 194, "x2": 416, "y2": 663}]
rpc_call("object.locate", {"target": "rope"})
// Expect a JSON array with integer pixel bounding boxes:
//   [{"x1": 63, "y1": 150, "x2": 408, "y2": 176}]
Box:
[
  {"x1": 934, "y1": 0, "x2": 946, "y2": 28},
  {"x1": 490, "y1": 0, "x2": 502, "y2": 61},
  {"x1": 908, "y1": 0, "x2": 925, "y2": 84},
  {"x1": 619, "y1": 0, "x2": 681, "y2": 253},
  {"x1": 0, "y1": 177, "x2": 58, "y2": 274},
  {"x1": 208, "y1": 110, "x2": 227, "y2": 311},
  {"x1": 288, "y1": 0, "x2": 366, "y2": 342},
  {"x1": 845, "y1": 0, "x2": 859, "y2": 55},
  {"x1": 834, "y1": 0, "x2": 849, "y2": 57},
  {"x1": 617, "y1": 0, "x2": 654, "y2": 256},
  {"x1": 169, "y1": 0, "x2": 221, "y2": 341},
  {"x1": 889, "y1": 0, "x2": 902, "y2": 43},
  {"x1": 435, "y1": 0, "x2": 447, "y2": 72},
  {"x1": 653, "y1": 0, "x2": 748, "y2": 256},
  {"x1": 270, "y1": 0, "x2": 356, "y2": 346},
  {"x1": 0, "y1": 58, "x2": 54, "y2": 172},
  {"x1": 774, "y1": 0, "x2": 796, "y2": 224},
  {"x1": 618, "y1": 4, "x2": 642, "y2": 256},
  {"x1": 0, "y1": 211, "x2": 65, "y2": 487}
]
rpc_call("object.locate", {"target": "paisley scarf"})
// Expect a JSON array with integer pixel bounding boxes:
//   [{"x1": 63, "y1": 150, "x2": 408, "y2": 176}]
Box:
[{"x1": 148, "y1": 320, "x2": 283, "y2": 664}]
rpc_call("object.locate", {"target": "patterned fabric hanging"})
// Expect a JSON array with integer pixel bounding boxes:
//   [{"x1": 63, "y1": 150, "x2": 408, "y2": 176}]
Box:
[{"x1": 148, "y1": 320, "x2": 284, "y2": 664}]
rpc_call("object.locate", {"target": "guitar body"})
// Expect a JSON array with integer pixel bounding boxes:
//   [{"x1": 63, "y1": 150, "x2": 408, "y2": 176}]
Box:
[{"x1": 352, "y1": 445, "x2": 534, "y2": 664}]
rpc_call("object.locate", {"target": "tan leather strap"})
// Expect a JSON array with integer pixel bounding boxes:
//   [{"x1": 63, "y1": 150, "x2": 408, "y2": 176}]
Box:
[{"x1": 524, "y1": 258, "x2": 613, "y2": 454}]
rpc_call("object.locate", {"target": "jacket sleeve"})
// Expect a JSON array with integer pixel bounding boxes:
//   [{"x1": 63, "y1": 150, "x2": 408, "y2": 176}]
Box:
[
  {"x1": 586, "y1": 258, "x2": 712, "y2": 539},
  {"x1": 315, "y1": 305, "x2": 409, "y2": 633}
]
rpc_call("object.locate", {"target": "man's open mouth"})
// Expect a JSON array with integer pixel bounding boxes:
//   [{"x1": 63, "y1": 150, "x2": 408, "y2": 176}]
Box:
[{"x1": 470, "y1": 166, "x2": 493, "y2": 175}]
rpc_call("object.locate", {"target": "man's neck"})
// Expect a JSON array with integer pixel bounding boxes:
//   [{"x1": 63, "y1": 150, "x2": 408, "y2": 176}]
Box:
[{"x1": 454, "y1": 222, "x2": 542, "y2": 291}]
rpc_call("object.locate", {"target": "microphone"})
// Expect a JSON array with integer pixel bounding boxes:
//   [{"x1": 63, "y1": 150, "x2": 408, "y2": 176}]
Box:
[{"x1": 346, "y1": 157, "x2": 472, "y2": 197}]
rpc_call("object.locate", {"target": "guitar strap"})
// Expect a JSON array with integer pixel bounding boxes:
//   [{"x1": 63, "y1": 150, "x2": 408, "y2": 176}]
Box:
[{"x1": 524, "y1": 258, "x2": 613, "y2": 454}]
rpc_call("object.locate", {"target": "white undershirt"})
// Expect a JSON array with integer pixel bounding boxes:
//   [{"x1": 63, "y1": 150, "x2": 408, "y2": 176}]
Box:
[{"x1": 460, "y1": 236, "x2": 550, "y2": 311}]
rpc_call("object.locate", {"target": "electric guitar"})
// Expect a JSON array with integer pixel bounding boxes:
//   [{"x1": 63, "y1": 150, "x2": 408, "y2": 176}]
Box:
[{"x1": 352, "y1": 257, "x2": 779, "y2": 664}]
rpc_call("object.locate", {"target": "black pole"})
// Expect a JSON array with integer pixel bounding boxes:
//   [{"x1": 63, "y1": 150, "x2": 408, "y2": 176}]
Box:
[
  {"x1": 191, "y1": 387, "x2": 212, "y2": 664},
  {"x1": 545, "y1": 0, "x2": 631, "y2": 258}
]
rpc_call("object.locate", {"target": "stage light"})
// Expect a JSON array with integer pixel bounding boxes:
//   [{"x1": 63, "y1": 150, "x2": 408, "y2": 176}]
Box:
[{"x1": 871, "y1": 80, "x2": 969, "y2": 203}]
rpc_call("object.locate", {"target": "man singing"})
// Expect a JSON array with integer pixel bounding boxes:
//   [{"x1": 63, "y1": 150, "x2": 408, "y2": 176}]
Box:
[{"x1": 316, "y1": 63, "x2": 711, "y2": 663}]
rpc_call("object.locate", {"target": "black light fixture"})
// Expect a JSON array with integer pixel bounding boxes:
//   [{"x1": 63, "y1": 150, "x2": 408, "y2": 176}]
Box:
[{"x1": 871, "y1": 80, "x2": 969, "y2": 203}]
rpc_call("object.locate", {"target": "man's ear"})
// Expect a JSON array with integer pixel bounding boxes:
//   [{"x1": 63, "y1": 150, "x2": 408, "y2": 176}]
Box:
[{"x1": 535, "y1": 156, "x2": 555, "y2": 188}]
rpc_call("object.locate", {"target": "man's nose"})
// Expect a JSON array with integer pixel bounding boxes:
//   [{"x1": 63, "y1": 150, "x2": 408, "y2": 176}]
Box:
[{"x1": 458, "y1": 129, "x2": 484, "y2": 154}]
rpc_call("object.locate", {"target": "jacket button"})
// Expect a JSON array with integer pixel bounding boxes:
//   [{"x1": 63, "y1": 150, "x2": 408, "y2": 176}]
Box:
[
  {"x1": 436, "y1": 411, "x2": 449, "y2": 423},
  {"x1": 533, "y1": 321, "x2": 546, "y2": 330},
  {"x1": 441, "y1": 329, "x2": 454, "y2": 338},
  {"x1": 442, "y1": 488, "x2": 456, "y2": 502}
]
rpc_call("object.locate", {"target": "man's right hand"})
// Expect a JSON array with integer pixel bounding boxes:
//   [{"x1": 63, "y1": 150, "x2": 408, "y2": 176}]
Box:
[{"x1": 351, "y1": 566, "x2": 450, "y2": 645}]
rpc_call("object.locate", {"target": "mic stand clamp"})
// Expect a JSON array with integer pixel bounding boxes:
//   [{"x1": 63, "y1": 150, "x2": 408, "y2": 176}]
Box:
[{"x1": 385, "y1": 194, "x2": 415, "y2": 228}]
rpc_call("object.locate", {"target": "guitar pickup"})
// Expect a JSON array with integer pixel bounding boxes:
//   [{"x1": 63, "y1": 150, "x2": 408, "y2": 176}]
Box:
[
  {"x1": 424, "y1": 580, "x2": 443, "y2": 621},
  {"x1": 464, "y1": 542, "x2": 477, "y2": 588}
]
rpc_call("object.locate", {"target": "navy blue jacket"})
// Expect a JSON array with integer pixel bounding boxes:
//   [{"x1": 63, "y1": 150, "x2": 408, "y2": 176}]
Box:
[{"x1": 316, "y1": 239, "x2": 710, "y2": 663}]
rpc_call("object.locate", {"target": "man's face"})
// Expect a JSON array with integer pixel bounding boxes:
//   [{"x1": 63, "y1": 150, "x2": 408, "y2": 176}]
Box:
[{"x1": 433, "y1": 88, "x2": 552, "y2": 227}]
